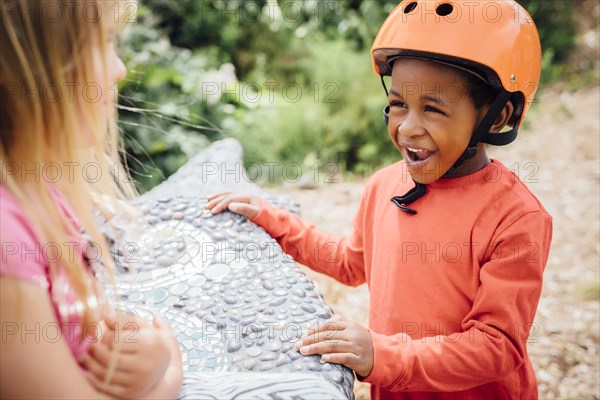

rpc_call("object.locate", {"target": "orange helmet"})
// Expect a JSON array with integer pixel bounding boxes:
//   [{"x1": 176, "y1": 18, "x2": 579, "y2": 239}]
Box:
[{"x1": 372, "y1": 0, "x2": 541, "y2": 133}]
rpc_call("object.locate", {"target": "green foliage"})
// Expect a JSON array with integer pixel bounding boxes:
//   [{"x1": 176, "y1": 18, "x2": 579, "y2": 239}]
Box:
[
  {"x1": 520, "y1": 0, "x2": 577, "y2": 85},
  {"x1": 118, "y1": 5, "x2": 228, "y2": 191},
  {"x1": 119, "y1": 0, "x2": 579, "y2": 191},
  {"x1": 225, "y1": 40, "x2": 397, "y2": 177},
  {"x1": 520, "y1": 0, "x2": 576, "y2": 65}
]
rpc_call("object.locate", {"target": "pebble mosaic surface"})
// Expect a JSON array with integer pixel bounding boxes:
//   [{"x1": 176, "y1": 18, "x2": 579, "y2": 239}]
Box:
[{"x1": 102, "y1": 139, "x2": 354, "y2": 399}]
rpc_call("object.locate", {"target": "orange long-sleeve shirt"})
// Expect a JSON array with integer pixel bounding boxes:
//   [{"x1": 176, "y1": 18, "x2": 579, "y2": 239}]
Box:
[{"x1": 252, "y1": 160, "x2": 552, "y2": 399}]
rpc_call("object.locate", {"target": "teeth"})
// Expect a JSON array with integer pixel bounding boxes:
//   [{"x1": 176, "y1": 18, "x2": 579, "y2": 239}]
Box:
[{"x1": 407, "y1": 147, "x2": 428, "y2": 153}]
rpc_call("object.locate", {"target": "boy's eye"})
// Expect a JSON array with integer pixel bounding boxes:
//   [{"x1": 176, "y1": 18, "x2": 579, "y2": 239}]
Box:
[
  {"x1": 390, "y1": 101, "x2": 407, "y2": 109},
  {"x1": 424, "y1": 105, "x2": 444, "y2": 114}
]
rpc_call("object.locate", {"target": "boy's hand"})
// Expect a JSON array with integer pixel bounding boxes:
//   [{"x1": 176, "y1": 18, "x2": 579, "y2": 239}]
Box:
[
  {"x1": 79, "y1": 313, "x2": 174, "y2": 398},
  {"x1": 204, "y1": 192, "x2": 261, "y2": 218},
  {"x1": 295, "y1": 317, "x2": 374, "y2": 378}
]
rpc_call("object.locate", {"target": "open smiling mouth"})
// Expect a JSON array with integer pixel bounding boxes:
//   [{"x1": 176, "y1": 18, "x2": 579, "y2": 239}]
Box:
[{"x1": 405, "y1": 147, "x2": 434, "y2": 163}]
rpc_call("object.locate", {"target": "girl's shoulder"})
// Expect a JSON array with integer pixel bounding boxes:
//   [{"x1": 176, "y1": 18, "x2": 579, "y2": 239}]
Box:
[{"x1": 0, "y1": 185, "x2": 50, "y2": 288}]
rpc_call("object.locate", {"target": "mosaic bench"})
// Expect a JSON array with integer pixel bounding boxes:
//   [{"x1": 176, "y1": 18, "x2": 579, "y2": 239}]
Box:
[{"x1": 103, "y1": 139, "x2": 355, "y2": 399}]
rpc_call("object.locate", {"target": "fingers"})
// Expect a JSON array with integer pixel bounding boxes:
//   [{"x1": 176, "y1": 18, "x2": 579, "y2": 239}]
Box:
[
  {"x1": 301, "y1": 319, "x2": 346, "y2": 343},
  {"x1": 83, "y1": 342, "x2": 142, "y2": 375},
  {"x1": 297, "y1": 339, "x2": 355, "y2": 357},
  {"x1": 295, "y1": 319, "x2": 347, "y2": 354},
  {"x1": 100, "y1": 329, "x2": 115, "y2": 347},
  {"x1": 206, "y1": 192, "x2": 232, "y2": 201},
  {"x1": 105, "y1": 312, "x2": 149, "y2": 331},
  {"x1": 293, "y1": 319, "x2": 374, "y2": 377},
  {"x1": 85, "y1": 357, "x2": 135, "y2": 386},
  {"x1": 204, "y1": 193, "x2": 254, "y2": 215},
  {"x1": 153, "y1": 314, "x2": 177, "y2": 338},
  {"x1": 80, "y1": 351, "x2": 108, "y2": 380},
  {"x1": 320, "y1": 352, "x2": 361, "y2": 367},
  {"x1": 203, "y1": 193, "x2": 261, "y2": 217},
  {"x1": 86, "y1": 341, "x2": 112, "y2": 368},
  {"x1": 85, "y1": 371, "x2": 129, "y2": 398},
  {"x1": 203, "y1": 193, "x2": 238, "y2": 213},
  {"x1": 99, "y1": 327, "x2": 142, "y2": 354},
  {"x1": 228, "y1": 202, "x2": 259, "y2": 218}
]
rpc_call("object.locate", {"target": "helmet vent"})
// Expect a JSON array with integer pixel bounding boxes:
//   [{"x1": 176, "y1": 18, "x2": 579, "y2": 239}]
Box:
[
  {"x1": 403, "y1": 2, "x2": 418, "y2": 14},
  {"x1": 436, "y1": 3, "x2": 453, "y2": 16}
]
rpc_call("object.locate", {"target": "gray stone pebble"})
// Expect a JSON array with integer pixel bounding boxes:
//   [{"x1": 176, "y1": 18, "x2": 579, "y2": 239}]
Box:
[
  {"x1": 145, "y1": 288, "x2": 168, "y2": 304},
  {"x1": 240, "y1": 317, "x2": 256, "y2": 326},
  {"x1": 301, "y1": 304, "x2": 316, "y2": 313},
  {"x1": 259, "y1": 353, "x2": 278, "y2": 361},
  {"x1": 156, "y1": 255, "x2": 173, "y2": 268},
  {"x1": 276, "y1": 353, "x2": 290, "y2": 367},
  {"x1": 210, "y1": 231, "x2": 227, "y2": 241},
  {"x1": 266, "y1": 342, "x2": 281, "y2": 352},
  {"x1": 269, "y1": 297, "x2": 286, "y2": 307},
  {"x1": 232, "y1": 354, "x2": 245, "y2": 364},
  {"x1": 307, "y1": 362, "x2": 322, "y2": 371},
  {"x1": 244, "y1": 359, "x2": 257, "y2": 370},
  {"x1": 227, "y1": 341, "x2": 242, "y2": 353},
  {"x1": 328, "y1": 370, "x2": 344, "y2": 383},
  {"x1": 173, "y1": 203, "x2": 187, "y2": 212},
  {"x1": 241, "y1": 309, "x2": 256, "y2": 318},
  {"x1": 246, "y1": 347, "x2": 262, "y2": 358},
  {"x1": 257, "y1": 362, "x2": 276, "y2": 371}
]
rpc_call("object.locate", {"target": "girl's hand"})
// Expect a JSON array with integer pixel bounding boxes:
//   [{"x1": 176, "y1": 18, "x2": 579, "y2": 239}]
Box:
[
  {"x1": 204, "y1": 192, "x2": 261, "y2": 218},
  {"x1": 79, "y1": 313, "x2": 174, "y2": 398},
  {"x1": 295, "y1": 317, "x2": 374, "y2": 378}
]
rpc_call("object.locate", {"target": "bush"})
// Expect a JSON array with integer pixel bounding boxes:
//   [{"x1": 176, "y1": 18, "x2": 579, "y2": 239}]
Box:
[{"x1": 224, "y1": 39, "x2": 399, "y2": 178}]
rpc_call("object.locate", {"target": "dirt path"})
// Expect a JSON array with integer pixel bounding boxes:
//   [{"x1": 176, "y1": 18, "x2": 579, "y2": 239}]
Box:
[{"x1": 271, "y1": 86, "x2": 600, "y2": 399}]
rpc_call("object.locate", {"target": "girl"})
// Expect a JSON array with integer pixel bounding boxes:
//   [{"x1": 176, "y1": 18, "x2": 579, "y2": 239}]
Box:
[{"x1": 1, "y1": 0, "x2": 182, "y2": 398}]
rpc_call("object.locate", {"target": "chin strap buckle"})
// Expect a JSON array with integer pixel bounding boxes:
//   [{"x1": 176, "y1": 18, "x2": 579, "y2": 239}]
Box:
[
  {"x1": 390, "y1": 198, "x2": 418, "y2": 214},
  {"x1": 391, "y1": 181, "x2": 427, "y2": 215}
]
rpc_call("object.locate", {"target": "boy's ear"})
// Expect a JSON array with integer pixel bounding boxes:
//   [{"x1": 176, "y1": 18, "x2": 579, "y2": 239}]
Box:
[{"x1": 490, "y1": 100, "x2": 515, "y2": 133}]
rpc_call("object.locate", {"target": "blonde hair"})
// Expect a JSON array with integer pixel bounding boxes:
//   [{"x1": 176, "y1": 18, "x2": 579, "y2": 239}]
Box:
[{"x1": 1, "y1": 0, "x2": 137, "y2": 330}]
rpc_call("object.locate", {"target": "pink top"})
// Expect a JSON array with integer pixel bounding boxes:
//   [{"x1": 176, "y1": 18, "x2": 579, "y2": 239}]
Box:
[{"x1": 0, "y1": 185, "x2": 93, "y2": 359}]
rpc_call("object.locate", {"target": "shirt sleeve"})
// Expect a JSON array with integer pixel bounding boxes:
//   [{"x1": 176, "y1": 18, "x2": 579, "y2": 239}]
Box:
[
  {"x1": 362, "y1": 210, "x2": 552, "y2": 392},
  {"x1": 1, "y1": 200, "x2": 49, "y2": 289},
  {"x1": 251, "y1": 197, "x2": 367, "y2": 287}
]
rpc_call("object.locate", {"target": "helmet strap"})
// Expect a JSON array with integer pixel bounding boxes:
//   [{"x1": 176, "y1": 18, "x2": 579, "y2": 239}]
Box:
[
  {"x1": 380, "y1": 75, "x2": 391, "y2": 125},
  {"x1": 380, "y1": 74, "x2": 389, "y2": 97},
  {"x1": 391, "y1": 180, "x2": 427, "y2": 215},
  {"x1": 449, "y1": 89, "x2": 515, "y2": 172}
]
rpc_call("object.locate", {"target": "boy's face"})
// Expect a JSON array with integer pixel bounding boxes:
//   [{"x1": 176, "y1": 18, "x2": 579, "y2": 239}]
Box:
[{"x1": 387, "y1": 58, "x2": 486, "y2": 184}]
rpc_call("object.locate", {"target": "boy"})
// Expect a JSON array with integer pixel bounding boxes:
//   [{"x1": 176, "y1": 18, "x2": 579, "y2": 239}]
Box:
[{"x1": 205, "y1": 0, "x2": 552, "y2": 398}]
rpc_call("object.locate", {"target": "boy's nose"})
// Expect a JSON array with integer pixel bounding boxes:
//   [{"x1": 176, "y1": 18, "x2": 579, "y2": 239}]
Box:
[{"x1": 396, "y1": 113, "x2": 426, "y2": 138}]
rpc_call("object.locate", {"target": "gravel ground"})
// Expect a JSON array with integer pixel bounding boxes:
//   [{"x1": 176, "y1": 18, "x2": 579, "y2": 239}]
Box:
[{"x1": 271, "y1": 85, "x2": 600, "y2": 399}]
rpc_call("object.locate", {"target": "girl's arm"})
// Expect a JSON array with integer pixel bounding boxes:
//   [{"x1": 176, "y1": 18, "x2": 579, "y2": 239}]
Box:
[
  {"x1": 1, "y1": 276, "x2": 113, "y2": 399},
  {"x1": 0, "y1": 276, "x2": 182, "y2": 399},
  {"x1": 80, "y1": 313, "x2": 183, "y2": 399}
]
